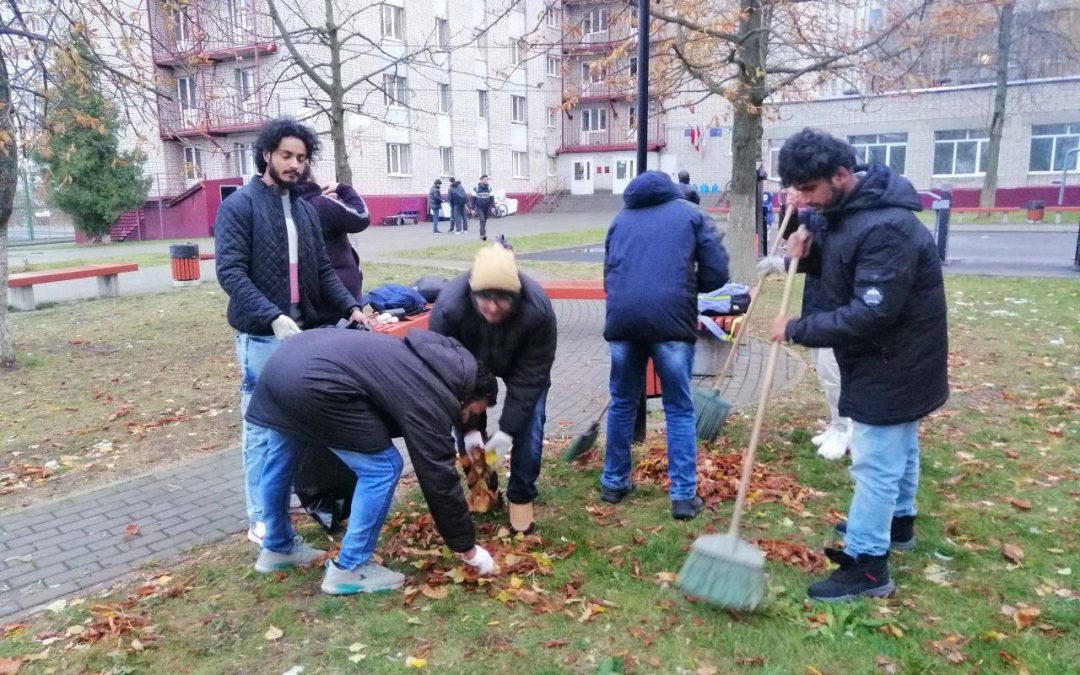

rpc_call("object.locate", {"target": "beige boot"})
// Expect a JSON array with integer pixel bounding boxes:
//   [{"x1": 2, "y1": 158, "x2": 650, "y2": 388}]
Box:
[{"x1": 508, "y1": 502, "x2": 535, "y2": 535}]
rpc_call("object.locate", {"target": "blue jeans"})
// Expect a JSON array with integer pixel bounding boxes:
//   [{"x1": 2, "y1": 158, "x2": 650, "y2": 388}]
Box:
[
  {"x1": 236, "y1": 333, "x2": 280, "y2": 526},
  {"x1": 260, "y1": 428, "x2": 303, "y2": 552},
  {"x1": 507, "y1": 388, "x2": 548, "y2": 505},
  {"x1": 844, "y1": 420, "x2": 920, "y2": 557},
  {"x1": 332, "y1": 447, "x2": 404, "y2": 569},
  {"x1": 603, "y1": 341, "x2": 697, "y2": 501},
  {"x1": 430, "y1": 206, "x2": 442, "y2": 232}
]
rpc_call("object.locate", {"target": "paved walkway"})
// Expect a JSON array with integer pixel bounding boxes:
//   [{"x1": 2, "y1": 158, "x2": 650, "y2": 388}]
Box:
[{"x1": 0, "y1": 296, "x2": 802, "y2": 622}]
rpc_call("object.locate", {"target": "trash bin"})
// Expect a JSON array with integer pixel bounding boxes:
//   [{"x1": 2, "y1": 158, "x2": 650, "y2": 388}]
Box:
[
  {"x1": 1026, "y1": 200, "x2": 1045, "y2": 222},
  {"x1": 169, "y1": 243, "x2": 200, "y2": 287}
]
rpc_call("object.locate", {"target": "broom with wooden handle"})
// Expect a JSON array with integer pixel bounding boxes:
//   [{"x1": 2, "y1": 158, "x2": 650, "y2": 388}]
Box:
[
  {"x1": 677, "y1": 249, "x2": 802, "y2": 611},
  {"x1": 694, "y1": 201, "x2": 796, "y2": 443}
]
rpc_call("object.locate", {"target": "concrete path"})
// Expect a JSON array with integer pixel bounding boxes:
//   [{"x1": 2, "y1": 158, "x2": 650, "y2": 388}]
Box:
[{"x1": 0, "y1": 294, "x2": 802, "y2": 622}]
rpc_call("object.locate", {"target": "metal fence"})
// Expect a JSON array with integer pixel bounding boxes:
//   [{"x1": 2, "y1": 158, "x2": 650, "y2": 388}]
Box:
[{"x1": 8, "y1": 171, "x2": 75, "y2": 244}]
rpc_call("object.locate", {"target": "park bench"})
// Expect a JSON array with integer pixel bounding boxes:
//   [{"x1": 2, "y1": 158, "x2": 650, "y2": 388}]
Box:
[{"x1": 8, "y1": 262, "x2": 139, "y2": 311}]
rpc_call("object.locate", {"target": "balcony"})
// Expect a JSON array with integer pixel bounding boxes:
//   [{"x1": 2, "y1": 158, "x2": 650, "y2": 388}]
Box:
[
  {"x1": 559, "y1": 116, "x2": 666, "y2": 153},
  {"x1": 151, "y1": 8, "x2": 278, "y2": 67},
  {"x1": 158, "y1": 94, "x2": 281, "y2": 139},
  {"x1": 567, "y1": 79, "x2": 635, "y2": 102}
]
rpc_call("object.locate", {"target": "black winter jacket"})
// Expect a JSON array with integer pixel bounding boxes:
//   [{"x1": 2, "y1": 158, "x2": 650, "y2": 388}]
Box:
[
  {"x1": 604, "y1": 171, "x2": 729, "y2": 342},
  {"x1": 785, "y1": 164, "x2": 949, "y2": 425},
  {"x1": 214, "y1": 177, "x2": 359, "y2": 334},
  {"x1": 677, "y1": 182, "x2": 701, "y2": 205},
  {"x1": 429, "y1": 272, "x2": 557, "y2": 436},
  {"x1": 296, "y1": 181, "x2": 369, "y2": 319},
  {"x1": 245, "y1": 329, "x2": 479, "y2": 552},
  {"x1": 449, "y1": 184, "x2": 468, "y2": 207},
  {"x1": 428, "y1": 185, "x2": 443, "y2": 210}
]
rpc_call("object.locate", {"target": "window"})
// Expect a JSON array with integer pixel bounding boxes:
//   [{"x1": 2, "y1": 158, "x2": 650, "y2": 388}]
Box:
[
  {"x1": 477, "y1": 90, "x2": 488, "y2": 119},
  {"x1": 476, "y1": 28, "x2": 489, "y2": 52},
  {"x1": 227, "y1": 0, "x2": 252, "y2": 37},
  {"x1": 510, "y1": 40, "x2": 523, "y2": 67},
  {"x1": 383, "y1": 74, "x2": 407, "y2": 107},
  {"x1": 933, "y1": 129, "x2": 989, "y2": 175},
  {"x1": 547, "y1": 155, "x2": 557, "y2": 176},
  {"x1": 183, "y1": 146, "x2": 202, "y2": 180},
  {"x1": 235, "y1": 69, "x2": 255, "y2": 117},
  {"x1": 848, "y1": 133, "x2": 907, "y2": 174},
  {"x1": 511, "y1": 95, "x2": 527, "y2": 124},
  {"x1": 177, "y1": 76, "x2": 198, "y2": 125},
  {"x1": 627, "y1": 104, "x2": 636, "y2": 130},
  {"x1": 479, "y1": 148, "x2": 491, "y2": 176},
  {"x1": 380, "y1": 4, "x2": 403, "y2": 40},
  {"x1": 582, "y1": 7, "x2": 608, "y2": 34},
  {"x1": 766, "y1": 139, "x2": 785, "y2": 180},
  {"x1": 173, "y1": 7, "x2": 193, "y2": 47},
  {"x1": 545, "y1": 3, "x2": 559, "y2": 28},
  {"x1": 512, "y1": 150, "x2": 529, "y2": 178},
  {"x1": 437, "y1": 83, "x2": 451, "y2": 114},
  {"x1": 435, "y1": 18, "x2": 449, "y2": 49},
  {"x1": 545, "y1": 55, "x2": 559, "y2": 77},
  {"x1": 1029, "y1": 123, "x2": 1080, "y2": 172},
  {"x1": 386, "y1": 143, "x2": 411, "y2": 175},
  {"x1": 439, "y1": 147, "x2": 453, "y2": 176},
  {"x1": 628, "y1": 56, "x2": 638, "y2": 78},
  {"x1": 234, "y1": 142, "x2": 256, "y2": 177},
  {"x1": 581, "y1": 61, "x2": 604, "y2": 83},
  {"x1": 581, "y1": 107, "x2": 607, "y2": 132},
  {"x1": 546, "y1": 106, "x2": 558, "y2": 128}
]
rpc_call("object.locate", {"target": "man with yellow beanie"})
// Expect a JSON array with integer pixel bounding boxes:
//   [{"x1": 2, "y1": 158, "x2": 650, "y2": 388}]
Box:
[{"x1": 430, "y1": 243, "x2": 557, "y2": 535}]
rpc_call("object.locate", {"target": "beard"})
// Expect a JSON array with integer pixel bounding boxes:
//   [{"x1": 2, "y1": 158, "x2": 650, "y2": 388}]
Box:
[{"x1": 268, "y1": 162, "x2": 300, "y2": 188}]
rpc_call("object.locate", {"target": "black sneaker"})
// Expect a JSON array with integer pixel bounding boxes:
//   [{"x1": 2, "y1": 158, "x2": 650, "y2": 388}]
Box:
[
  {"x1": 672, "y1": 496, "x2": 704, "y2": 520},
  {"x1": 599, "y1": 482, "x2": 635, "y2": 504},
  {"x1": 834, "y1": 515, "x2": 916, "y2": 551},
  {"x1": 807, "y1": 548, "x2": 895, "y2": 602}
]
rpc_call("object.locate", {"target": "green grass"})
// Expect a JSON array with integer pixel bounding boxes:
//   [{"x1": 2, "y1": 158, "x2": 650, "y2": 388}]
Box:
[
  {"x1": 402, "y1": 228, "x2": 608, "y2": 261},
  {"x1": 8, "y1": 252, "x2": 174, "y2": 273},
  {"x1": 2, "y1": 276, "x2": 1077, "y2": 674}
]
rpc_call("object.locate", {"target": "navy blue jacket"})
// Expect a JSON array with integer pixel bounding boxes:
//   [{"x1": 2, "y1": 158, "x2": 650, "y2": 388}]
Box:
[
  {"x1": 428, "y1": 185, "x2": 443, "y2": 210},
  {"x1": 214, "y1": 177, "x2": 360, "y2": 334},
  {"x1": 245, "y1": 329, "x2": 478, "y2": 552},
  {"x1": 296, "y1": 181, "x2": 369, "y2": 314},
  {"x1": 785, "y1": 164, "x2": 949, "y2": 426},
  {"x1": 604, "y1": 171, "x2": 729, "y2": 342},
  {"x1": 449, "y1": 184, "x2": 468, "y2": 207},
  {"x1": 429, "y1": 272, "x2": 556, "y2": 436}
]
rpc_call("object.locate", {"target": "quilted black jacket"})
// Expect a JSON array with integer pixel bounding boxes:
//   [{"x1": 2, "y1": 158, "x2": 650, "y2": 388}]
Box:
[{"x1": 214, "y1": 177, "x2": 359, "y2": 334}]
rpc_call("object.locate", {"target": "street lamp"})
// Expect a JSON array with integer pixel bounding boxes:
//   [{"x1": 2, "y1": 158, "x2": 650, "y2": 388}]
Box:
[{"x1": 1059, "y1": 147, "x2": 1079, "y2": 206}]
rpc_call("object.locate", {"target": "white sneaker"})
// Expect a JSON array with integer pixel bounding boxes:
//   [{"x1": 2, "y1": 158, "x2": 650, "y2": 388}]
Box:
[
  {"x1": 811, "y1": 425, "x2": 833, "y2": 446},
  {"x1": 247, "y1": 522, "x2": 265, "y2": 545},
  {"x1": 816, "y1": 427, "x2": 851, "y2": 461},
  {"x1": 255, "y1": 537, "x2": 325, "y2": 573},
  {"x1": 321, "y1": 560, "x2": 405, "y2": 594}
]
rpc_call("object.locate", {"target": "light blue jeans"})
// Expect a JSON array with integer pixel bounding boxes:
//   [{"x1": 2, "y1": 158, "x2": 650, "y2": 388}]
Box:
[
  {"x1": 236, "y1": 333, "x2": 279, "y2": 527},
  {"x1": 331, "y1": 447, "x2": 404, "y2": 569},
  {"x1": 844, "y1": 420, "x2": 920, "y2": 557},
  {"x1": 602, "y1": 341, "x2": 698, "y2": 501}
]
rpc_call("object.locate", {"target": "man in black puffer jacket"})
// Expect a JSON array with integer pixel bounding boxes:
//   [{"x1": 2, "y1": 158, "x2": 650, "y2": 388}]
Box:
[
  {"x1": 429, "y1": 244, "x2": 557, "y2": 535},
  {"x1": 772, "y1": 128, "x2": 949, "y2": 603}
]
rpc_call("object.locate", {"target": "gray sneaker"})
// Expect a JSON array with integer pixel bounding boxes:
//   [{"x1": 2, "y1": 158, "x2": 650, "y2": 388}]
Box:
[
  {"x1": 321, "y1": 560, "x2": 406, "y2": 595},
  {"x1": 254, "y1": 537, "x2": 325, "y2": 573}
]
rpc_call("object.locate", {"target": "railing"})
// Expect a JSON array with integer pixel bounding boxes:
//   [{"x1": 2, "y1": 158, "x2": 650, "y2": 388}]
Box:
[
  {"x1": 560, "y1": 116, "x2": 665, "y2": 150},
  {"x1": 567, "y1": 80, "x2": 635, "y2": 100},
  {"x1": 150, "y1": 6, "x2": 276, "y2": 62},
  {"x1": 159, "y1": 93, "x2": 281, "y2": 135}
]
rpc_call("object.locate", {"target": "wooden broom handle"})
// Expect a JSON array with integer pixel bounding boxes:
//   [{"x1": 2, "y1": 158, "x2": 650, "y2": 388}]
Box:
[
  {"x1": 727, "y1": 252, "x2": 801, "y2": 538},
  {"x1": 715, "y1": 201, "x2": 796, "y2": 384}
]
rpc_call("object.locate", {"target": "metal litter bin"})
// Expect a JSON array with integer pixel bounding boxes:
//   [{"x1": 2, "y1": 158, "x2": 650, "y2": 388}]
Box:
[
  {"x1": 169, "y1": 243, "x2": 200, "y2": 287},
  {"x1": 1026, "y1": 200, "x2": 1045, "y2": 222}
]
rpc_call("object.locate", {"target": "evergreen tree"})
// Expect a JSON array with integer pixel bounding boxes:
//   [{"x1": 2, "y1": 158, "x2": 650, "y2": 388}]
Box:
[{"x1": 34, "y1": 36, "x2": 150, "y2": 240}]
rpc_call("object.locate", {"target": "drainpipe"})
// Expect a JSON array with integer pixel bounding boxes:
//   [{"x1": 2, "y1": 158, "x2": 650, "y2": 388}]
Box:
[{"x1": 1058, "y1": 147, "x2": 1079, "y2": 207}]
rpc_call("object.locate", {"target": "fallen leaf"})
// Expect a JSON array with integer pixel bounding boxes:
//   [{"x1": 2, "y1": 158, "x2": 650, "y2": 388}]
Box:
[
  {"x1": 1056, "y1": 567, "x2": 1071, "y2": 576},
  {"x1": 1002, "y1": 543, "x2": 1025, "y2": 564},
  {"x1": 407, "y1": 616, "x2": 423, "y2": 625},
  {"x1": 1013, "y1": 606, "x2": 1041, "y2": 630},
  {"x1": 1007, "y1": 498, "x2": 1032, "y2": 511},
  {"x1": 405, "y1": 656, "x2": 427, "y2": 668},
  {"x1": 0, "y1": 657, "x2": 25, "y2": 675},
  {"x1": 123, "y1": 523, "x2": 140, "y2": 537},
  {"x1": 348, "y1": 642, "x2": 366, "y2": 652},
  {"x1": 656, "y1": 571, "x2": 678, "y2": 584},
  {"x1": 263, "y1": 625, "x2": 283, "y2": 641},
  {"x1": 348, "y1": 654, "x2": 366, "y2": 663},
  {"x1": 129, "y1": 638, "x2": 144, "y2": 652},
  {"x1": 697, "y1": 666, "x2": 719, "y2": 675},
  {"x1": 510, "y1": 576, "x2": 524, "y2": 589},
  {"x1": 419, "y1": 584, "x2": 448, "y2": 600},
  {"x1": 875, "y1": 655, "x2": 898, "y2": 674},
  {"x1": 544, "y1": 639, "x2": 569, "y2": 648}
]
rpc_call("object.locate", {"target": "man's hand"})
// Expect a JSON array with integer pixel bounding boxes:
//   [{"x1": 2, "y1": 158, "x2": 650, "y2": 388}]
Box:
[
  {"x1": 348, "y1": 307, "x2": 372, "y2": 328},
  {"x1": 271, "y1": 315, "x2": 301, "y2": 341},
  {"x1": 458, "y1": 545, "x2": 498, "y2": 576},
  {"x1": 463, "y1": 430, "x2": 484, "y2": 451},
  {"x1": 785, "y1": 226, "x2": 813, "y2": 259},
  {"x1": 769, "y1": 315, "x2": 791, "y2": 343},
  {"x1": 756, "y1": 256, "x2": 786, "y2": 279},
  {"x1": 321, "y1": 182, "x2": 341, "y2": 201},
  {"x1": 484, "y1": 431, "x2": 513, "y2": 468}
]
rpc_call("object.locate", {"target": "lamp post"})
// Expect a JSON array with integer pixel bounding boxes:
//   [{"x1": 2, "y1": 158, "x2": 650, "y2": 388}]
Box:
[{"x1": 635, "y1": 0, "x2": 649, "y2": 175}]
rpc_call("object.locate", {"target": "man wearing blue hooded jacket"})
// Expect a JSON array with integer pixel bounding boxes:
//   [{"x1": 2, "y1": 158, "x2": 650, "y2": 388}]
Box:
[
  {"x1": 771, "y1": 128, "x2": 948, "y2": 602},
  {"x1": 601, "y1": 171, "x2": 729, "y2": 520}
]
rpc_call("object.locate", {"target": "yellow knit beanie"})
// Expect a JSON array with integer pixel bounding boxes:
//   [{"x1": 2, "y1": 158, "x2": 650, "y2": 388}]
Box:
[{"x1": 469, "y1": 244, "x2": 521, "y2": 293}]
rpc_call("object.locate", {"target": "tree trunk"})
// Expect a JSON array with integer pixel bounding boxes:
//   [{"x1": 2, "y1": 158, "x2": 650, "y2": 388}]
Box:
[
  {"x1": 326, "y1": 0, "x2": 352, "y2": 184},
  {"x1": 0, "y1": 47, "x2": 19, "y2": 367},
  {"x1": 980, "y1": 2, "x2": 1013, "y2": 209},
  {"x1": 726, "y1": 0, "x2": 768, "y2": 284}
]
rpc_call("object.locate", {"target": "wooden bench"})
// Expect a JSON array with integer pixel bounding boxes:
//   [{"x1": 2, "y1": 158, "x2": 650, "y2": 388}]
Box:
[{"x1": 9, "y1": 262, "x2": 140, "y2": 311}]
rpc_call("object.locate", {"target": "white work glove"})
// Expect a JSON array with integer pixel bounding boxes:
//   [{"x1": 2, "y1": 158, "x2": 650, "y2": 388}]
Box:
[
  {"x1": 271, "y1": 315, "x2": 301, "y2": 341},
  {"x1": 459, "y1": 545, "x2": 498, "y2": 576},
  {"x1": 463, "y1": 430, "x2": 484, "y2": 451},
  {"x1": 756, "y1": 256, "x2": 786, "y2": 279},
  {"x1": 484, "y1": 431, "x2": 513, "y2": 468}
]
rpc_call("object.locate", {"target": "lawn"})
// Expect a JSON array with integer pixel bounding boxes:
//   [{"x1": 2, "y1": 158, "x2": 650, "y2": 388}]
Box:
[
  {"x1": 402, "y1": 228, "x2": 609, "y2": 261},
  {"x1": 0, "y1": 276, "x2": 1077, "y2": 674}
]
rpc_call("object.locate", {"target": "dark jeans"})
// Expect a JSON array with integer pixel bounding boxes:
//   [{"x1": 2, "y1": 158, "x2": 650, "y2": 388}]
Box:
[
  {"x1": 430, "y1": 206, "x2": 442, "y2": 232},
  {"x1": 451, "y1": 204, "x2": 468, "y2": 232},
  {"x1": 475, "y1": 199, "x2": 492, "y2": 238}
]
